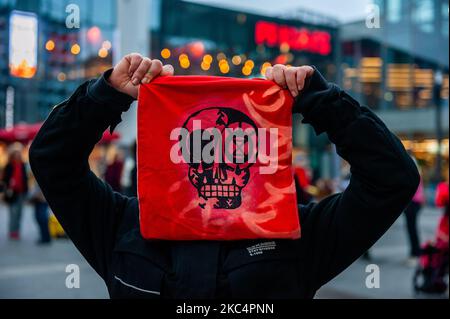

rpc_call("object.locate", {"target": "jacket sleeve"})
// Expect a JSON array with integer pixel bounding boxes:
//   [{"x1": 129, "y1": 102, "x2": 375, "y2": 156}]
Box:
[
  {"x1": 29, "y1": 69, "x2": 135, "y2": 279},
  {"x1": 295, "y1": 67, "x2": 420, "y2": 295}
]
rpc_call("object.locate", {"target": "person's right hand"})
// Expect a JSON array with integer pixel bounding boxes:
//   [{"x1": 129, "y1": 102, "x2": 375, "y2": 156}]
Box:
[{"x1": 108, "y1": 53, "x2": 174, "y2": 100}]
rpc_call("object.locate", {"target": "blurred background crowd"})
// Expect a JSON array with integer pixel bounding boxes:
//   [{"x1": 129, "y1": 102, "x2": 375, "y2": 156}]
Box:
[{"x1": 0, "y1": 0, "x2": 448, "y2": 299}]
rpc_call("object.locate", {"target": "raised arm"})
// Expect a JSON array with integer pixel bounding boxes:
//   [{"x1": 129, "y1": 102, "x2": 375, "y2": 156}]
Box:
[
  {"x1": 29, "y1": 54, "x2": 173, "y2": 279},
  {"x1": 266, "y1": 64, "x2": 420, "y2": 295}
]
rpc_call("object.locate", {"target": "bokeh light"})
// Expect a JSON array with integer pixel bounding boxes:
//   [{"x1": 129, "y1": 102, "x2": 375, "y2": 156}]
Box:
[
  {"x1": 220, "y1": 64, "x2": 230, "y2": 74},
  {"x1": 87, "y1": 26, "x2": 101, "y2": 44},
  {"x1": 242, "y1": 66, "x2": 252, "y2": 76},
  {"x1": 201, "y1": 61, "x2": 211, "y2": 71},
  {"x1": 216, "y1": 52, "x2": 226, "y2": 61},
  {"x1": 57, "y1": 72, "x2": 66, "y2": 82},
  {"x1": 180, "y1": 57, "x2": 190, "y2": 69},
  {"x1": 232, "y1": 55, "x2": 242, "y2": 65},
  {"x1": 102, "y1": 40, "x2": 112, "y2": 50},
  {"x1": 98, "y1": 48, "x2": 108, "y2": 58},
  {"x1": 203, "y1": 54, "x2": 213, "y2": 64},
  {"x1": 161, "y1": 48, "x2": 171, "y2": 59},
  {"x1": 45, "y1": 40, "x2": 55, "y2": 51},
  {"x1": 70, "y1": 44, "x2": 81, "y2": 55},
  {"x1": 244, "y1": 60, "x2": 254, "y2": 69}
]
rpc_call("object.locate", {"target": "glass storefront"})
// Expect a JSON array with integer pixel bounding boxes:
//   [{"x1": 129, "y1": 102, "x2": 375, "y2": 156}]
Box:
[
  {"x1": 0, "y1": 0, "x2": 117, "y2": 127},
  {"x1": 342, "y1": 0, "x2": 449, "y2": 111},
  {"x1": 341, "y1": 41, "x2": 449, "y2": 111},
  {"x1": 402, "y1": 138, "x2": 449, "y2": 183},
  {"x1": 0, "y1": 0, "x2": 341, "y2": 181},
  {"x1": 151, "y1": 0, "x2": 340, "y2": 181},
  {"x1": 154, "y1": 0, "x2": 338, "y2": 81}
]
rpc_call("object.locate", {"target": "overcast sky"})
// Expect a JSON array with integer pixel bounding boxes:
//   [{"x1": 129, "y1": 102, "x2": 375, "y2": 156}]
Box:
[{"x1": 186, "y1": 0, "x2": 373, "y2": 23}]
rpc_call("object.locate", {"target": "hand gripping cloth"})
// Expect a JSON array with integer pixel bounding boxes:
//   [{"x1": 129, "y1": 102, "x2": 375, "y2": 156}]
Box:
[{"x1": 137, "y1": 76, "x2": 300, "y2": 240}]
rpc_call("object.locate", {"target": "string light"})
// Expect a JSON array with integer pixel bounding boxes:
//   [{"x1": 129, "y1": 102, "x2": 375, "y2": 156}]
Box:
[
  {"x1": 57, "y1": 72, "x2": 66, "y2": 82},
  {"x1": 201, "y1": 62, "x2": 211, "y2": 71},
  {"x1": 70, "y1": 44, "x2": 81, "y2": 55},
  {"x1": 98, "y1": 48, "x2": 108, "y2": 58},
  {"x1": 102, "y1": 40, "x2": 112, "y2": 50},
  {"x1": 219, "y1": 59, "x2": 228, "y2": 67},
  {"x1": 232, "y1": 55, "x2": 242, "y2": 65},
  {"x1": 216, "y1": 52, "x2": 226, "y2": 61},
  {"x1": 220, "y1": 63, "x2": 230, "y2": 74},
  {"x1": 203, "y1": 54, "x2": 213, "y2": 64},
  {"x1": 260, "y1": 62, "x2": 272, "y2": 76},
  {"x1": 161, "y1": 48, "x2": 171, "y2": 59},
  {"x1": 179, "y1": 53, "x2": 188, "y2": 61},
  {"x1": 244, "y1": 60, "x2": 254, "y2": 69},
  {"x1": 45, "y1": 40, "x2": 55, "y2": 51},
  {"x1": 180, "y1": 58, "x2": 190, "y2": 69},
  {"x1": 242, "y1": 66, "x2": 252, "y2": 76}
]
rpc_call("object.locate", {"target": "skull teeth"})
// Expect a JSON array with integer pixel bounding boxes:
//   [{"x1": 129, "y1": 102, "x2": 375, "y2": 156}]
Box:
[{"x1": 200, "y1": 184, "x2": 240, "y2": 199}]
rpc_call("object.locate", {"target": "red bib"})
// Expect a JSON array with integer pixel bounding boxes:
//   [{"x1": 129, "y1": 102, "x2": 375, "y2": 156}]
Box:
[{"x1": 137, "y1": 76, "x2": 300, "y2": 240}]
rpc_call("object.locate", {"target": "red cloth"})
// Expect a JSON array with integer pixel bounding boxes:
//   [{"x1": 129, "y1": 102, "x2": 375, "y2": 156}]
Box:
[
  {"x1": 137, "y1": 76, "x2": 300, "y2": 240},
  {"x1": 10, "y1": 161, "x2": 25, "y2": 193}
]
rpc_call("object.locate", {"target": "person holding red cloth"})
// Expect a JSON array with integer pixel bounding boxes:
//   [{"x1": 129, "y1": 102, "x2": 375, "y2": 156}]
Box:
[{"x1": 29, "y1": 54, "x2": 419, "y2": 298}]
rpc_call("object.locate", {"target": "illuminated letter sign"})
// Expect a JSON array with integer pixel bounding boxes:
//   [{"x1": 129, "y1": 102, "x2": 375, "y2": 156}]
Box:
[
  {"x1": 255, "y1": 21, "x2": 332, "y2": 56},
  {"x1": 9, "y1": 11, "x2": 38, "y2": 78}
]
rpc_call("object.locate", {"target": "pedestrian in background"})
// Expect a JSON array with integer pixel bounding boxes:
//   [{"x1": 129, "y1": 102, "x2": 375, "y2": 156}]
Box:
[
  {"x1": 2, "y1": 144, "x2": 28, "y2": 240},
  {"x1": 293, "y1": 164, "x2": 313, "y2": 205},
  {"x1": 435, "y1": 172, "x2": 449, "y2": 246},
  {"x1": 29, "y1": 175, "x2": 51, "y2": 245},
  {"x1": 404, "y1": 177, "x2": 425, "y2": 264}
]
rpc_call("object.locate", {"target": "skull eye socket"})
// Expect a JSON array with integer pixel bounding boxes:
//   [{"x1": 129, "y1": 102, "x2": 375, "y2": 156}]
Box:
[
  {"x1": 184, "y1": 129, "x2": 218, "y2": 166},
  {"x1": 223, "y1": 125, "x2": 258, "y2": 168}
]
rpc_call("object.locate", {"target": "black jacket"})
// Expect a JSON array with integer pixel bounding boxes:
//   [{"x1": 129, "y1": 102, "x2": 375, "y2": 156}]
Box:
[{"x1": 29, "y1": 68, "x2": 420, "y2": 299}]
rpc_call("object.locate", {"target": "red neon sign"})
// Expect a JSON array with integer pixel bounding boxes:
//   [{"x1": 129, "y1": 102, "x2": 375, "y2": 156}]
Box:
[{"x1": 255, "y1": 21, "x2": 332, "y2": 56}]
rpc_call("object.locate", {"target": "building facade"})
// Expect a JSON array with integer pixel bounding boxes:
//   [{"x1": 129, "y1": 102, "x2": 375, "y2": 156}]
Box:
[
  {"x1": 0, "y1": 0, "x2": 448, "y2": 182},
  {"x1": 0, "y1": 0, "x2": 117, "y2": 127},
  {"x1": 340, "y1": 0, "x2": 449, "y2": 182}
]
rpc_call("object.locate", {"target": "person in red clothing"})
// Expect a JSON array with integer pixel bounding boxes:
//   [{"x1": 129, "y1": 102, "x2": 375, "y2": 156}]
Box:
[
  {"x1": 435, "y1": 172, "x2": 449, "y2": 247},
  {"x1": 413, "y1": 173, "x2": 449, "y2": 294},
  {"x1": 2, "y1": 145, "x2": 29, "y2": 240}
]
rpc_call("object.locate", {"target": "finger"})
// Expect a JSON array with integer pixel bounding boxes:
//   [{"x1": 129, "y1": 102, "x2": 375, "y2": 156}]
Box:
[
  {"x1": 297, "y1": 66, "x2": 315, "y2": 91},
  {"x1": 272, "y1": 64, "x2": 287, "y2": 88},
  {"x1": 302, "y1": 65, "x2": 315, "y2": 77},
  {"x1": 127, "y1": 53, "x2": 143, "y2": 77},
  {"x1": 285, "y1": 67, "x2": 299, "y2": 97},
  {"x1": 160, "y1": 64, "x2": 174, "y2": 76},
  {"x1": 296, "y1": 68, "x2": 308, "y2": 91},
  {"x1": 265, "y1": 67, "x2": 274, "y2": 81},
  {"x1": 131, "y1": 58, "x2": 152, "y2": 85},
  {"x1": 142, "y1": 59, "x2": 163, "y2": 84}
]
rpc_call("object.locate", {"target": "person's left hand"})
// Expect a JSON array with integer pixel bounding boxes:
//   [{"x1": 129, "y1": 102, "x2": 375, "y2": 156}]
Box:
[{"x1": 265, "y1": 64, "x2": 315, "y2": 98}]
